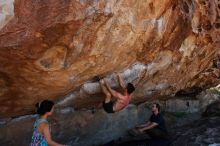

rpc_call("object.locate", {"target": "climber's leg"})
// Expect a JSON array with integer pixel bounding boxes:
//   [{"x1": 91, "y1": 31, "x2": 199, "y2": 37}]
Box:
[{"x1": 100, "y1": 79, "x2": 114, "y2": 113}]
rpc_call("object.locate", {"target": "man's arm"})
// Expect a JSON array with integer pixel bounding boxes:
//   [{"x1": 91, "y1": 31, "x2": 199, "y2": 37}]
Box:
[
  {"x1": 104, "y1": 79, "x2": 123, "y2": 99},
  {"x1": 136, "y1": 121, "x2": 151, "y2": 128},
  {"x1": 138, "y1": 122, "x2": 158, "y2": 133},
  {"x1": 116, "y1": 73, "x2": 126, "y2": 89}
]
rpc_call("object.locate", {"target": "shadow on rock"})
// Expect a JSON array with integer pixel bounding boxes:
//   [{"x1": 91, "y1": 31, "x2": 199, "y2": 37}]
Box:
[{"x1": 103, "y1": 138, "x2": 172, "y2": 146}]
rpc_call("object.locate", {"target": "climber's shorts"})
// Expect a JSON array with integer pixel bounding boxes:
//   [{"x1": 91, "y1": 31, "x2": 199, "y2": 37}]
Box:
[{"x1": 103, "y1": 101, "x2": 114, "y2": 113}]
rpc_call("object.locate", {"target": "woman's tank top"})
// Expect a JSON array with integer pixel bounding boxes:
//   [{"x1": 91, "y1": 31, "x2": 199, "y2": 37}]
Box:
[{"x1": 30, "y1": 118, "x2": 49, "y2": 146}]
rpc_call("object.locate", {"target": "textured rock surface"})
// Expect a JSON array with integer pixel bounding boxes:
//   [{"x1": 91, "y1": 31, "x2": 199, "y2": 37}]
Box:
[
  {"x1": 114, "y1": 115, "x2": 220, "y2": 146},
  {"x1": 0, "y1": 103, "x2": 151, "y2": 146},
  {"x1": 0, "y1": 0, "x2": 14, "y2": 29},
  {"x1": 0, "y1": 0, "x2": 220, "y2": 117},
  {"x1": 171, "y1": 116, "x2": 220, "y2": 146},
  {"x1": 0, "y1": 98, "x2": 202, "y2": 146},
  {"x1": 1, "y1": 96, "x2": 219, "y2": 146}
]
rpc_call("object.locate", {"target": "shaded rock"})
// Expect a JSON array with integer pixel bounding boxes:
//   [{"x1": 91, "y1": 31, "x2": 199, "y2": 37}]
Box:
[
  {"x1": 171, "y1": 116, "x2": 220, "y2": 146},
  {"x1": 0, "y1": 98, "x2": 202, "y2": 146},
  {"x1": 0, "y1": 104, "x2": 151, "y2": 146},
  {"x1": 203, "y1": 101, "x2": 220, "y2": 117},
  {"x1": 197, "y1": 89, "x2": 220, "y2": 111}
]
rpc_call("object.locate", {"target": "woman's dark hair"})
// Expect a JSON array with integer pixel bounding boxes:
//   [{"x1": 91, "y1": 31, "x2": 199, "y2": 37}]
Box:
[
  {"x1": 35, "y1": 100, "x2": 54, "y2": 115},
  {"x1": 153, "y1": 103, "x2": 160, "y2": 112},
  {"x1": 127, "y1": 83, "x2": 135, "y2": 94}
]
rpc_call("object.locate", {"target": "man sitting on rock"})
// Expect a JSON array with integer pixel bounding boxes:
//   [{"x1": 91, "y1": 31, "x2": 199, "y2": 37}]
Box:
[
  {"x1": 130, "y1": 103, "x2": 169, "y2": 140},
  {"x1": 99, "y1": 73, "x2": 135, "y2": 113}
]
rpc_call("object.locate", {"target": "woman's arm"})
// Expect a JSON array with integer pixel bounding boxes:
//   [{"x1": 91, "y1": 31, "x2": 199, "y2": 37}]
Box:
[{"x1": 42, "y1": 123, "x2": 65, "y2": 146}]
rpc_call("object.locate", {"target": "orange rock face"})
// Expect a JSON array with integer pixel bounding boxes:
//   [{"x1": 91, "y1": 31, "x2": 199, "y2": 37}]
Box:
[{"x1": 0, "y1": 0, "x2": 220, "y2": 117}]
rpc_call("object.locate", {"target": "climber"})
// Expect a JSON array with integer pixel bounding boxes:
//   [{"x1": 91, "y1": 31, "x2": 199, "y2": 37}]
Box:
[
  {"x1": 100, "y1": 73, "x2": 135, "y2": 113},
  {"x1": 30, "y1": 100, "x2": 66, "y2": 146}
]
